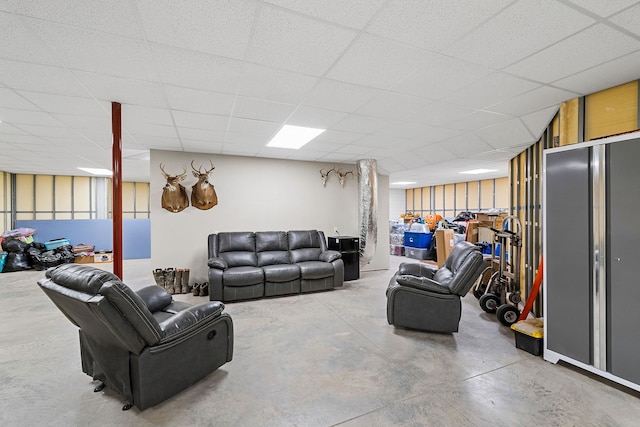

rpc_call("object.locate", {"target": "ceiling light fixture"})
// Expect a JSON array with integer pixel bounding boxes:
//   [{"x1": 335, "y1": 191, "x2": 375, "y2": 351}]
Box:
[
  {"x1": 78, "y1": 167, "x2": 112, "y2": 176},
  {"x1": 459, "y1": 168, "x2": 498, "y2": 175},
  {"x1": 391, "y1": 181, "x2": 417, "y2": 186},
  {"x1": 267, "y1": 125, "x2": 325, "y2": 149}
]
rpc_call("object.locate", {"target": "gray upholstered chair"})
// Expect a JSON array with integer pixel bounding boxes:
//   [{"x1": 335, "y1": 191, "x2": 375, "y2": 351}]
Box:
[
  {"x1": 37, "y1": 263, "x2": 233, "y2": 410},
  {"x1": 386, "y1": 241, "x2": 485, "y2": 333}
]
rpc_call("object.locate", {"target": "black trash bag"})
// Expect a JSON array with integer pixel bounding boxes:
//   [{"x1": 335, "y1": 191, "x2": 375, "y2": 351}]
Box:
[
  {"x1": 1, "y1": 238, "x2": 30, "y2": 253},
  {"x1": 55, "y1": 244, "x2": 75, "y2": 265},
  {"x1": 28, "y1": 244, "x2": 74, "y2": 270},
  {"x1": 3, "y1": 252, "x2": 32, "y2": 272},
  {"x1": 454, "y1": 211, "x2": 476, "y2": 222}
]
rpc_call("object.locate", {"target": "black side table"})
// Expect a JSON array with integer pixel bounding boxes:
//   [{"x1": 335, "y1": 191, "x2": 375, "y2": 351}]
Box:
[{"x1": 327, "y1": 236, "x2": 359, "y2": 281}]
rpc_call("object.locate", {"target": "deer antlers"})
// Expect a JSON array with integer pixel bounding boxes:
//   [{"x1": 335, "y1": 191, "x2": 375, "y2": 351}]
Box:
[
  {"x1": 319, "y1": 167, "x2": 353, "y2": 187},
  {"x1": 160, "y1": 163, "x2": 187, "y2": 180},
  {"x1": 190, "y1": 160, "x2": 215, "y2": 176}
]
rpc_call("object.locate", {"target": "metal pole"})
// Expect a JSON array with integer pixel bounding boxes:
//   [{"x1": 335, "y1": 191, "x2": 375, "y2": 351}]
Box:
[{"x1": 112, "y1": 102, "x2": 123, "y2": 279}]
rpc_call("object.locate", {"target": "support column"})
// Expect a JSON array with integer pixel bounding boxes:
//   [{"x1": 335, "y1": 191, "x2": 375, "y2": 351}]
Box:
[
  {"x1": 112, "y1": 102, "x2": 123, "y2": 279},
  {"x1": 357, "y1": 159, "x2": 377, "y2": 268}
]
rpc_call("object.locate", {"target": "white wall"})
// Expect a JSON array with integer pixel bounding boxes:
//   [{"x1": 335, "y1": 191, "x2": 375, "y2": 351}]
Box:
[
  {"x1": 389, "y1": 188, "x2": 405, "y2": 223},
  {"x1": 150, "y1": 150, "x2": 389, "y2": 283}
]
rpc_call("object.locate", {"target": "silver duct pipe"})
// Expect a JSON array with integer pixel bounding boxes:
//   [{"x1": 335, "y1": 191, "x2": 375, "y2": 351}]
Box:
[{"x1": 357, "y1": 159, "x2": 378, "y2": 267}]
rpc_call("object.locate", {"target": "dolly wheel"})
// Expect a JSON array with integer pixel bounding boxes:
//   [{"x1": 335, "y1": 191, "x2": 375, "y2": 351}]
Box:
[
  {"x1": 497, "y1": 304, "x2": 520, "y2": 326},
  {"x1": 479, "y1": 293, "x2": 500, "y2": 314}
]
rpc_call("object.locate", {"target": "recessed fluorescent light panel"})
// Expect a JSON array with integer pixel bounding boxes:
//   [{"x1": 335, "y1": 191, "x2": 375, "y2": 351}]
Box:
[
  {"x1": 267, "y1": 125, "x2": 325, "y2": 149},
  {"x1": 459, "y1": 168, "x2": 498, "y2": 175},
  {"x1": 391, "y1": 181, "x2": 417, "y2": 186},
  {"x1": 78, "y1": 167, "x2": 112, "y2": 176}
]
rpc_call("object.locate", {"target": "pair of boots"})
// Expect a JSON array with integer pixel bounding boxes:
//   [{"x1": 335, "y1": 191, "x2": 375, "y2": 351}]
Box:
[
  {"x1": 192, "y1": 282, "x2": 209, "y2": 297},
  {"x1": 152, "y1": 268, "x2": 190, "y2": 295}
]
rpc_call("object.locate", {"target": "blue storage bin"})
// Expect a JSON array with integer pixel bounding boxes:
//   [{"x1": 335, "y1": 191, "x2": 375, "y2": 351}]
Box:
[
  {"x1": 404, "y1": 232, "x2": 432, "y2": 248},
  {"x1": 44, "y1": 238, "x2": 70, "y2": 251}
]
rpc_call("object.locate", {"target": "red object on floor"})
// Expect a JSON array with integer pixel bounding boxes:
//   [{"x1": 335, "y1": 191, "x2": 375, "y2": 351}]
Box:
[{"x1": 518, "y1": 257, "x2": 544, "y2": 321}]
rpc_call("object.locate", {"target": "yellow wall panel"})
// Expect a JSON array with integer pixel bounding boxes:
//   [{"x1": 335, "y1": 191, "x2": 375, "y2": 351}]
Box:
[
  {"x1": 135, "y1": 182, "x2": 149, "y2": 215},
  {"x1": 122, "y1": 182, "x2": 135, "y2": 212},
  {"x1": 73, "y1": 177, "x2": 91, "y2": 213},
  {"x1": 16, "y1": 174, "x2": 34, "y2": 213},
  {"x1": 455, "y1": 183, "x2": 466, "y2": 211},
  {"x1": 55, "y1": 176, "x2": 73, "y2": 214},
  {"x1": 413, "y1": 186, "x2": 422, "y2": 211},
  {"x1": 444, "y1": 184, "x2": 455, "y2": 214},
  {"x1": 35, "y1": 175, "x2": 54, "y2": 212},
  {"x1": 559, "y1": 98, "x2": 579, "y2": 146},
  {"x1": 585, "y1": 80, "x2": 638, "y2": 141},
  {"x1": 405, "y1": 189, "x2": 414, "y2": 212},
  {"x1": 434, "y1": 185, "x2": 443, "y2": 214},
  {"x1": 467, "y1": 181, "x2": 479, "y2": 211},
  {"x1": 480, "y1": 179, "x2": 493, "y2": 209},
  {"x1": 421, "y1": 187, "x2": 431, "y2": 211},
  {"x1": 495, "y1": 177, "x2": 509, "y2": 209}
]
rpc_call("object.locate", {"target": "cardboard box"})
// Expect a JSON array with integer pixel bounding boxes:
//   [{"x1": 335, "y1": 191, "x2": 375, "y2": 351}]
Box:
[
  {"x1": 466, "y1": 221, "x2": 479, "y2": 243},
  {"x1": 435, "y1": 229, "x2": 454, "y2": 268},
  {"x1": 75, "y1": 255, "x2": 94, "y2": 264},
  {"x1": 94, "y1": 251, "x2": 113, "y2": 263}
]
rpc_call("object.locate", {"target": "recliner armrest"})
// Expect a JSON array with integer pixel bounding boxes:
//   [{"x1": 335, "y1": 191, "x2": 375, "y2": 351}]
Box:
[
  {"x1": 396, "y1": 275, "x2": 451, "y2": 294},
  {"x1": 320, "y1": 250, "x2": 341, "y2": 263},
  {"x1": 398, "y1": 262, "x2": 437, "y2": 279},
  {"x1": 159, "y1": 301, "x2": 225, "y2": 342},
  {"x1": 208, "y1": 257, "x2": 228, "y2": 270},
  {"x1": 136, "y1": 285, "x2": 172, "y2": 312}
]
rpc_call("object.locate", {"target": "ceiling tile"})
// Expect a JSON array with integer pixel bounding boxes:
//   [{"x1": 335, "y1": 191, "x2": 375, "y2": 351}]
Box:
[
  {"x1": 0, "y1": 108, "x2": 62, "y2": 126},
  {"x1": 448, "y1": 0, "x2": 595, "y2": 68},
  {"x1": 442, "y1": 110, "x2": 513, "y2": 132},
  {"x1": 27, "y1": 19, "x2": 156, "y2": 81},
  {"x1": 0, "y1": 12, "x2": 61, "y2": 66},
  {"x1": 227, "y1": 117, "x2": 281, "y2": 136},
  {"x1": 136, "y1": 0, "x2": 256, "y2": 59},
  {"x1": 122, "y1": 105, "x2": 174, "y2": 126},
  {"x1": 407, "y1": 102, "x2": 476, "y2": 127},
  {"x1": 18, "y1": 91, "x2": 108, "y2": 116},
  {"x1": 164, "y1": 86, "x2": 235, "y2": 115},
  {"x1": 181, "y1": 139, "x2": 224, "y2": 154},
  {"x1": 246, "y1": 6, "x2": 357, "y2": 76},
  {"x1": 332, "y1": 113, "x2": 395, "y2": 134},
  {"x1": 367, "y1": 0, "x2": 513, "y2": 52},
  {"x1": 609, "y1": 3, "x2": 640, "y2": 36},
  {"x1": 565, "y1": 0, "x2": 639, "y2": 18},
  {"x1": 475, "y1": 118, "x2": 535, "y2": 149},
  {"x1": 552, "y1": 50, "x2": 640, "y2": 94},
  {"x1": 172, "y1": 110, "x2": 229, "y2": 131},
  {"x1": 285, "y1": 106, "x2": 347, "y2": 129},
  {"x1": 444, "y1": 72, "x2": 541, "y2": 109},
  {"x1": 177, "y1": 128, "x2": 226, "y2": 142},
  {"x1": 413, "y1": 142, "x2": 456, "y2": 164},
  {"x1": 4, "y1": 0, "x2": 142, "y2": 36},
  {"x1": 0, "y1": 88, "x2": 39, "y2": 110},
  {"x1": 124, "y1": 122, "x2": 178, "y2": 138},
  {"x1": 74, "y1": 71, "x2": 167, "y2": 106},
  {"x1": 232, "y1": 97, "x2": 296, "y2": 122},
  {"x1": 311, "y1": 130, "x2": 364, "y2": 145},
  {"x1": 521, "y1": 106, "x2": 558, "y2": 139},
  {"x1": 150, "y1": 44, "x2": 243, "y2": 93},
  {"x1": 0, "y1": 59, "x2": 89, "y2": 96},
  {"x1": 236, "y1": 63, "x2": 319, "y2": 104},
  {"x1": 263, "y1": 0, "x2": 386, "y2": 29},
  {"x1": 326, "y1": 33, "x2": 431, "y2": 89},
  {"x1": 302, "y1": 79, "x2": 380, "y2": 113},
  {"x1": 438, "y1": 133, "x2": 494, "y2": 157},
  {"x1": 489, "y1": 85, "x2": 578, "y2": 116},
  {"x1": 355, "y1": 92, "x2": 433, "y2": 121},
  {"x1": 505, "y1": 24, "x2": 640, "y2": 83}
]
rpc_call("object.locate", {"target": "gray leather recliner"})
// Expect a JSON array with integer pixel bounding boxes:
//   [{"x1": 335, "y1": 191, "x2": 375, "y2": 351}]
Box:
[
  {"x1": 386, "y1": 241, "x2": 485, "y2": 333},
  {"x1": 37, "y1": 263, "x2": 233, "y2": 410}
]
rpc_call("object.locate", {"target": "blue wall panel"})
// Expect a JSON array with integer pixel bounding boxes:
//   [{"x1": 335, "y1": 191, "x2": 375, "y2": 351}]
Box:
[{"x1": 15, "y1": 219, "x2": 150, "y2": 259}]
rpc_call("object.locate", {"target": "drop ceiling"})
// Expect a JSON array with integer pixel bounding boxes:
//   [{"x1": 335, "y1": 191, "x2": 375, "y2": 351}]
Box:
[{"x1": 1, "y1": 0, "x2": 640, "y2": 187}]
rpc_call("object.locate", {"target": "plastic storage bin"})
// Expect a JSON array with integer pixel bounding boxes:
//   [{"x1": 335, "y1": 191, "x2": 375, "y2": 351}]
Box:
[
  {"x1": 405, "y1": 247, "x2": 431, "y2": 260},
  {"x1": 511, "y1": 318, "x2": 544, "y2": 356},
  {"x1": 404, "y1": 232, "x2": 432, "y2": 248},
  {"x1": 44, "y1": 238, "x2": 70, "y2": 251}
]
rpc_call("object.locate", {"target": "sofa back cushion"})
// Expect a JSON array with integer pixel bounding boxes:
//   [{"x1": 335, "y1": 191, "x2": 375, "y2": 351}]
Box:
[
  {"x1": 433, "y1": 241, "x2": 484, "y2": 295},
  {"x1": 216, "y1": 232, "x2": 257, "y2": 267},
  {"x1": 288, "y1": 230, "x2": 324, "y2": 263},
  {"x1": 256, "y1": 231, "x2": 290, "y2": 266}
]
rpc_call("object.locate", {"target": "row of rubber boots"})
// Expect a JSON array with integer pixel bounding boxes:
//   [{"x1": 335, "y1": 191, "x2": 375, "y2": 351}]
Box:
[{"x1": 153, "y1": 268, "x2": 191, "y2": 295}]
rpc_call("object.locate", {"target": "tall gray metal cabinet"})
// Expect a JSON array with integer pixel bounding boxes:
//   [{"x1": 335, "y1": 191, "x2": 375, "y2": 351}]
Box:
[{"x1": 543, "y1": 132, "x2": 640, "y2": 392}]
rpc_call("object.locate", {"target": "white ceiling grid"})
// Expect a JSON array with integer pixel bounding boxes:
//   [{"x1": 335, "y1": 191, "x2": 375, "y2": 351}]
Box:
[{"x1": 0, "y1": 0, "x2": 639, "y2": 186}]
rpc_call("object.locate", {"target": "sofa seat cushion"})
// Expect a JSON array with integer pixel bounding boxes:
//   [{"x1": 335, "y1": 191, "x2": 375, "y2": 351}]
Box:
[
  {"x1": 296, "y1": 261, "x2": 335, "y2": 279},
  {"x1": 263, "y1": 264, "x2": 300, "y2": 282},
  {"x1": 223, "y1": 266, "x2": 264, "y2": 287}
]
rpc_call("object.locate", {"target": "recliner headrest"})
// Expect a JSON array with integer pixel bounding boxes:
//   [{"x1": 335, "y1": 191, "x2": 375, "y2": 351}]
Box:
[{"x1": 46, "y1": 263, "x2": 119, "y2": 295}]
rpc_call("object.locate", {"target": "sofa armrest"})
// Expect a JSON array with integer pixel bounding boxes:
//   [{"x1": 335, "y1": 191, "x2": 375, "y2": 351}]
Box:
[
  {"x1": 159, "y1": 301, "x2": 225, "y2": 342},
  {"x1": 320, "y1": 250, "x2": 341, "y2": 263},
  {"x1": 396, "y1": 275, "x2": 451, "y2": 294},
  {"x1": 136, "y1": 285, "x2": 172, "y2": 312},
  {"x1": 398, "y1": 262, "x2": 437, "y2": 279},
  {"x1": 208, "y1": 257, "x2": 228, "y2": 270}
]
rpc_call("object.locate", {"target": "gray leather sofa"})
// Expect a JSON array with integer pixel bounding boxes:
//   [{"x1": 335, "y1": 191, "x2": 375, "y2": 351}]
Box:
[
  {"x1": 386, "y1": 241, "x2": 485, "y2": 333},
  {"x1": 37, "y1": 263, "x2": 233, "y2": 410},
  {"x1": 207, "y1": 230, "x2": 344, "y2": 302}
]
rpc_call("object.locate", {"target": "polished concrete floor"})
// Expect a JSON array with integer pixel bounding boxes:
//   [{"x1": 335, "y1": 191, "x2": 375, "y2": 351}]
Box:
[{"x1": 1, "y1": 255, "x2": 640, "y2": 426}]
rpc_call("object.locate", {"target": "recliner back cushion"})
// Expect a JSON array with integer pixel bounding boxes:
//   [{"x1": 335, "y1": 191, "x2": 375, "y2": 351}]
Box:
[
  {"x1": 441, "y1": 242, "x2": 484, "y2": 295},
  {"x1": 288, "y1": 230, "x2": 322, "y2": 263},
  {"x1": 256, "y1": 231, "x2": 290, "y2": 266},
  {"x1": 46, "y1": 263, "x2": 119, "y2": 294},
  {"x1": 216, "y1": 232, "x2": 257, "y2": 267}
]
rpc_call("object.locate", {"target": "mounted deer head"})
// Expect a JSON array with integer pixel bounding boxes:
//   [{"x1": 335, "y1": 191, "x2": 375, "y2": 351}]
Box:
[
  {"x1": 190, "y1": 160, "x2": 218, "y2": 210},
  {"x1": 320, "y1": 167, "x2": 336, "y2": 186},
  {"x1": 336, "y1": 169, "x2": 354, "y2": 187},
  {"x1": 160, "y1": 164, "x2": 189, "y2": 213}
]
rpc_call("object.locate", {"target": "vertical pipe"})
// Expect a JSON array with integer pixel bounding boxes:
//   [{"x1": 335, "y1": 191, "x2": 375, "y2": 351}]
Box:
[{"x1": 112, "y1": 102, "x2": 123, "y2": 280}]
